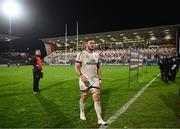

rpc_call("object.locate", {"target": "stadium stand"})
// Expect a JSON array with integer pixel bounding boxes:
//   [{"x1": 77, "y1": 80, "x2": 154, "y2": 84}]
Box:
[
  {"x1": 42, "y1": 24, "x2": 180, "y2": 65},
  {"x1": 44, "y1": 47, "x2": 176, "y2": 65},
  {"x1": 0, "y1": 24, "x2": 179, "y2": 66}
]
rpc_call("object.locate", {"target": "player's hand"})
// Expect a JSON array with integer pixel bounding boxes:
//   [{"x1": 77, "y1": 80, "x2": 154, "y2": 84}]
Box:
[
  {"x1": 99, "y1": 79, "x2": 102, "y2": 87},
  {"x1": 80, "y1": 75, "x2": 88, "y2": 82}
]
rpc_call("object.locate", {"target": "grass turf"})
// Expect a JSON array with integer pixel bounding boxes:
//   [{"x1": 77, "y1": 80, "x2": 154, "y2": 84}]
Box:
[{"x1": 0, "y1": 65, "x2": 179, "y2": 128}]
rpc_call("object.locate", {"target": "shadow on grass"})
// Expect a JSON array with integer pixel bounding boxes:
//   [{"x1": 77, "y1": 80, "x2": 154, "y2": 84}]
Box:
[
  {"x1": 101, "y1": 88, "x2": 112, "y2": 117},
  {"x1": 160, "y1": 93, "x2": 180, "y2": 119},
  {"x1": 0, "y1": 82, "x2": 21, "y2": 88},
  {"x1": 35, "y1": 94, "x2": 71, "y2": 128},
  {"x1": 41, "y1": 78, "x2": 76, "y2": 91},
  {"x1": 0, "y1": 91, "x2": 30, "y2": 98}
]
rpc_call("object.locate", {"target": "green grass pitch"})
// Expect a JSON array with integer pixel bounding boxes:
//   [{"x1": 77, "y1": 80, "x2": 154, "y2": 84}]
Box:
[{"x1": 0, "y1": 65, "x2": 180, "y2": 128}]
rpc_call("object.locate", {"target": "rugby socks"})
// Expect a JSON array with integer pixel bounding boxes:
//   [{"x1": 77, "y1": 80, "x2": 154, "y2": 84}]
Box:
[
  {"x1": 79, "y1": 100, "x2": 85, "y2": 114},
  {"x1": 94, "y1": 101, "x2": 102, "y2": 120}
]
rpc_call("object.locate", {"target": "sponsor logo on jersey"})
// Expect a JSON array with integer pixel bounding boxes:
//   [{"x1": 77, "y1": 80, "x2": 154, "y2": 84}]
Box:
[{"x1": 87, "y1": 59, "x2": 98, "y2": 65}]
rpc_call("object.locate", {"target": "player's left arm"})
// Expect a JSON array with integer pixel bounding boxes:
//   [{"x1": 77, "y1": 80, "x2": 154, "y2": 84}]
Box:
[{"x1": 97, "y1": 62, "x2": 102, "y2": 85}]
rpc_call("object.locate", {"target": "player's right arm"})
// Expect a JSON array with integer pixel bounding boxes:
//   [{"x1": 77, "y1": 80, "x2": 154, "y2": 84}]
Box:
[
  {"x1": 75, "y1": 62, "x2": 88, "y2": 82},
  {"x1": 75, "y1": 52, "x2": 88, "y2": 82}
]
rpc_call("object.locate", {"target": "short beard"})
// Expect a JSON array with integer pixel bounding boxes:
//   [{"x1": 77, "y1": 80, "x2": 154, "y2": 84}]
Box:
[{"x1": 87, "y1": 46, "x2": 94, "y2": 52}]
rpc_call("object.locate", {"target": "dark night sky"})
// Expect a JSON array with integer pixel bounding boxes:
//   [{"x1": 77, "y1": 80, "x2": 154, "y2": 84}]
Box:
[{"x1": 0, "y1": 0, "x2": 180, "y2": 39}]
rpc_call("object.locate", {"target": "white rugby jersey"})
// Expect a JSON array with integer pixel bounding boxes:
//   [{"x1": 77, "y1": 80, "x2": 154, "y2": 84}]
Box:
[{"x1": 76, "y1": 50, "x2": 100, "y2": 80}]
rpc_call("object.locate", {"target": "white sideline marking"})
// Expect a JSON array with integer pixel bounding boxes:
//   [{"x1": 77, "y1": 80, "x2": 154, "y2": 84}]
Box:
[{"x1": 99, "y1": 74, "x2": 160, "y2": 129}]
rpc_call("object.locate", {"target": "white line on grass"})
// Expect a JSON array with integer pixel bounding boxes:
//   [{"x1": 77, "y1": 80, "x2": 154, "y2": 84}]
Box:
[{"x1": 99, "y1": 73, "x2": 160, "y2": 129}]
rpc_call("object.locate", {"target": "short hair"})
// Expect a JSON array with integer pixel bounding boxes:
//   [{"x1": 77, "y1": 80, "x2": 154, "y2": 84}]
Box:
[
  {"x1": 86, "y1": 39, "x2": 95, "y2": 44},
  {"x1": 86, "y1": 37, "x2": 94, "y2": 43}
]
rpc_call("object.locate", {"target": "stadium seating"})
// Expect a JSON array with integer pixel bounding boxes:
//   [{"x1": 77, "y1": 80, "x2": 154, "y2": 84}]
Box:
[{"x1": 44, "y1": 47, "x2": 176, "y2": 65}]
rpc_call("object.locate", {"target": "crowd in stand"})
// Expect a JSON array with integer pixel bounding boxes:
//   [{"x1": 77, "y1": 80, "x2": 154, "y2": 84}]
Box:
[
  {"x1": 44, "y1": 47, "x2": 176, "y2": 65},
  {"x1": 44, "y1": 51, "x2": 77, "y2": 65},
  {"x1": 0, "y1": 52, "x2": 29, "y2": 64},
  {"x1": 0, "y1": 47, "x2": 176, "y2": 66}
]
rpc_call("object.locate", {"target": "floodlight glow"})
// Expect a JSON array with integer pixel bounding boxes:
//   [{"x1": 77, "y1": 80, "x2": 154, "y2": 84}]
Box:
[{"x1": 2, "y1": 0, "x2": 21, "y2": 17}]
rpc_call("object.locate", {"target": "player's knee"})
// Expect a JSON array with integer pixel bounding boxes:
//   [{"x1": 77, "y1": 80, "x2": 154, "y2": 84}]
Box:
[
  {"x1": 80, "y1": 97, "x2": 87, "y2": 102},
  {"x1": 92, "y1": 91, "x2": 100, "y2": 101},
  {"x1": 94, "y1": 91, "x2": 100, "y2": 96},
  {"x1": 81, "y1": 93, "x2": 88, "y2": 102},
  {"x1": 81, "y1": 90, "x2": 88, "y2": 96}
]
